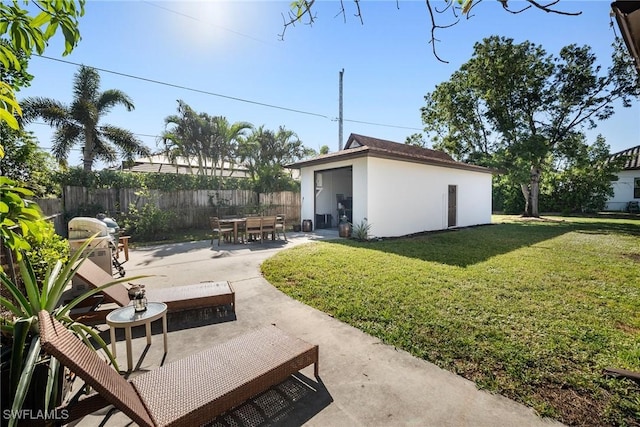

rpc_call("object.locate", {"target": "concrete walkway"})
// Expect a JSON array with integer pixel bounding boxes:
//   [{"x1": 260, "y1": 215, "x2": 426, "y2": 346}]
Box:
[{"x1": 76, "y1": 230, "x2": 562, "y2": 426}]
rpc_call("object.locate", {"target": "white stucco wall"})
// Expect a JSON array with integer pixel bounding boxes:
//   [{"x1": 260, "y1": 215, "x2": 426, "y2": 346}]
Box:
[
  {"x1": 366, "y1": 157, "x2": 492, "y2": 237},
  {"x1": 606, "y1": 170, "x2": 640, "y2": 211},
  {"x1": 299, "y1": 155, "x2": 492, "y2": 237}
]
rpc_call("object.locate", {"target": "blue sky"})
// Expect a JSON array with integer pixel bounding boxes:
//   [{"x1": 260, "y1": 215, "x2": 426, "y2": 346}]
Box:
[{"x1": 18, "y1": 1, "x2": 640, "y2": 169}]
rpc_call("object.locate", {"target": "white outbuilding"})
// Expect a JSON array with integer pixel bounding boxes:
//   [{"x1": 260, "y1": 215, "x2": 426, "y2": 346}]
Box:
[
  {"x1": 288, "y1": 134, "x2": 494, "y2": 238},
  {"x1": 605, "y1": 145, "x2": 640, "y2": 212}
]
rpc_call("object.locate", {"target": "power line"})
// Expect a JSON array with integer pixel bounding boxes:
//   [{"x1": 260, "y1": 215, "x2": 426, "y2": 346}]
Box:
[
  {"x1": 343, "y1": 118, "x2": 422, "y2": 131},
  {"x1": 34, "y1": 55, "x2": 424, "y2": 133},
  {"x1": 31, "y1": 121, "x2": 160, "y2": 140},
  {"x1": 37, "y1": 55, "x2": 331, "y2": 120}
]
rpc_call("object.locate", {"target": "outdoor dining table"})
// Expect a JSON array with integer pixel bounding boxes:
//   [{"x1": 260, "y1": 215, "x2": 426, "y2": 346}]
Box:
[{"x1": 219, "y1": 218, "x2": 246, "y2": 244}]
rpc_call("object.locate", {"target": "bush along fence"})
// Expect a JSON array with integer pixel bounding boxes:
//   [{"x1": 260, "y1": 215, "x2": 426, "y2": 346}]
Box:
[{"x1": 60, "y1": 186, "x2": 301, "y2": 238}]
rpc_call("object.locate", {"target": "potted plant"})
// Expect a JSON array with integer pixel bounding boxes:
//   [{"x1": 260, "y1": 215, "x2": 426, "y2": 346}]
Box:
[
  {"x1": 338, "y1": 215, "x2": 352, "y2": 238},
  {"x1": 0, "y1": 237, "x2": 146, "y2": 427}
]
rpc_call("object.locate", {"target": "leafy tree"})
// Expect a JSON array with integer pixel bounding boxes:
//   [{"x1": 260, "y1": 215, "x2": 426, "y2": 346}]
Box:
[
  {"x1": 0, "y1": 0, "x2": 85, "y2": 130},
  {"x1": 405, "y1": 133, "x2": 428, "y2": 147},
  {"x1": 421, "y1": 36, "x2": 639, "y2": 217},
  {"x1": 22, "y1": 65, "x2": 150, "y2": 171},
  {"x1": 282, "y1": 0, "x2": 581, "y2": 62},
  {"x1": 319, "y1": 145, "x2": 330, "y2": 155},
  {"x1": 238, "y1": 125, "x2": 312, "y2": 193},
  {"x1": 0, "y1": 176, "x2": 44, "y2": 258},
  {"x1": 0, "y1": 127, "x2": 59, "y2": 196},
  {"x1": 542, "y1": 135, "x2": 623, "y2": 213}
]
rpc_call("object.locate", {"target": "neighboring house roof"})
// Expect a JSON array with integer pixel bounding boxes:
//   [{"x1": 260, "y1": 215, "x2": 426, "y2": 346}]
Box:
[
  {"x1": 612, "y1": 1, "x2": 640, "y2": 74},
  {"x1": 288, "y1": 133, "x2": 493, "y2": 174},
  {"x1": 609, "y1": 145, "x2": 640, "y2": 170},
  {"x1": 119, "y1": 154, "x2": 249, "y2": 177}
]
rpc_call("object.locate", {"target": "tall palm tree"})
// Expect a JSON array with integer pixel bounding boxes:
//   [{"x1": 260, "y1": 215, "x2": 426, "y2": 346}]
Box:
[{"x1": 23, "y1": 65, "x2": 149, "y2": 171}]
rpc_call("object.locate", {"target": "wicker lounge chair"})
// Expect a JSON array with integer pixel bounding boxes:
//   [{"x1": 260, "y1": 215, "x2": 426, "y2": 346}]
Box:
[
  {"x1": 38, "y1": 310, "x2": 319, "y2": 426},
  {"x1": 69, "y1": 259, "x2": 235, "y2": 324}
]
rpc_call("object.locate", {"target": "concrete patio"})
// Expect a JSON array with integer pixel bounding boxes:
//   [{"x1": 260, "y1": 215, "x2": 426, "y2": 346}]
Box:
[{"x1": 71, "y1": 229, "x2": 562, "y2": 426}]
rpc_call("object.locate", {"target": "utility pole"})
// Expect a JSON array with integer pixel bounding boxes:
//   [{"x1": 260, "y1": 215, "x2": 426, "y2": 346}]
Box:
[{"x1": 338, "y1": 68, "x2": 344, "y2": 151}]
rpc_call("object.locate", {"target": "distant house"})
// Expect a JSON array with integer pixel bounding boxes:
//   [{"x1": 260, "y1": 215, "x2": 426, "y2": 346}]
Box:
[
  {"x1": 287, "y1": 134, "x2": 493, "y2": 238},
  {"x1": 119, "y1": 155, "x2": 250, "y2": 178},
  {"x1": 606, "y1": 145, "x2": 640, "y2": 211}
]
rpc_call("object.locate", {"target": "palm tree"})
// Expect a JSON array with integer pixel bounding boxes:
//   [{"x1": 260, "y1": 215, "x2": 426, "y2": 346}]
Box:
[
  {"x1": 160, "y1": 100, "x2": 252, "y2": 178},
  {"x1": 239, "y1": 125, "x2": 311, "y2": 193},
  {"x1": 208, "y1": 115, "x2": 252, "y2": 178},
  {"x1": 160, "y1": 100, "x2": 205, "y2": 174},
  {"x1": 23, "y1": 65, "x2": 150, "y2": 171}
]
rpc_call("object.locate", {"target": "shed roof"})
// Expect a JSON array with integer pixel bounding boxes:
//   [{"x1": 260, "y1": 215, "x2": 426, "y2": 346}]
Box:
[
  {"x1": 288, "y1": 133, "x2": 493, "y2": 174},
  {"x1": 609, "y1": 145, "x2": 640, "y2": 170}
]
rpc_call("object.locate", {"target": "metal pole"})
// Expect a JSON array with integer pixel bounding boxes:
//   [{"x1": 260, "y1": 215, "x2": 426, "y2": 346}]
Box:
[{"x1": 339, "y1": 68, "x2": 344, "y2": 151}]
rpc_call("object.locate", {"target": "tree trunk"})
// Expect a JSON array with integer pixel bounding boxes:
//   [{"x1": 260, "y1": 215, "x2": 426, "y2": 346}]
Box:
[
  {"x1": 520, "y1": 166, "x2": 542, "y2": 217},
  {"x1": 529, "y1": 166, "x2": 541, "y2": 217},
  {"x1": 83, "y1": 130, "x2": 94, "y2": 171},
  {"x1": 520, "y1": 183, "x2": 531, "y2": 216}
]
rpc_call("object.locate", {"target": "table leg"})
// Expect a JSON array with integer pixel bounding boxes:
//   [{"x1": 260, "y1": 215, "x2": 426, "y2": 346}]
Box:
[
  {"x1": 146, "y1": 321, "x2": 152, "y2": 345},
  {"x1": 162, "y1": 313, "x2": 168, "y2": 353},
  {"x1": 110, "y1": 326, "x2": 117, "y2": 357},
  {"x1": 233, "y1": 222, "x2": 239, "y2": 244},
  {"x1": 125, "y1": 326, "x2": 133, "y2": 372}
]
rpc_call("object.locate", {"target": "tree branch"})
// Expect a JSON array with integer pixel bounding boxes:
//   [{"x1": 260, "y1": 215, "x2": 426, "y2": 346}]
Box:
[{"x1": 279, "y1": 0, "x2": 582, "y2": 61}]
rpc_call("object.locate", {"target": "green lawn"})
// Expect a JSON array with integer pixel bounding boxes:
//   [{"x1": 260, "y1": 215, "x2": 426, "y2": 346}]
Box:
[{"x1": 261, "y1": 215, "x2": 640, "y2": 426}]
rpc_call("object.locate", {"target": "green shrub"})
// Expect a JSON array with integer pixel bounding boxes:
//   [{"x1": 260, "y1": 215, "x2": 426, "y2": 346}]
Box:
[
  {"x1": 120, "y1": 188, "x2": 176, "y2": 241},
  {"x1": 56, "y1": 168, "x2": 252, "y2": 191},
  {"x1": 25, "y1": 221, "x2": 69, "y2": 285},
  {"x1": 351, "y1": 219, "x2": 372, "y2": 241}
]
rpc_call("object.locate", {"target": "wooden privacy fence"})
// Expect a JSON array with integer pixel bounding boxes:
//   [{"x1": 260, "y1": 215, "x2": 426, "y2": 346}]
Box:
[{"x1": 62, "y1": 187, "x2": 301, "y2": 230}]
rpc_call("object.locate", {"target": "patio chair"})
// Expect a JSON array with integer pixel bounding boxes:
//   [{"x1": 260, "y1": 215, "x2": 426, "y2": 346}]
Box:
[
  {"x1": 69, "y1": 259, "x2": 235, "y2": 325},
  {"x1": 244, "y1": 216, "x2": 263, "y2": 242},
  {"x1": 261, "y1": 216, "x2": 277, "y2": 241},
  {"x1": 38, "y1": 310, "x2": 319, "y2": 426},
  {"x1": 276, "y1": 214, "x2": 287, "y2": 241},
  {"x1": 210, "y1": 217, "x2": 234, "y2": 246}
]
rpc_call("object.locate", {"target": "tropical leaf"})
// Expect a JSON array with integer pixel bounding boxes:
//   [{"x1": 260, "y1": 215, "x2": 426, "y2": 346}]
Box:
[
  {"x1": 9, "y1": 336, "x2": 41, "y2": 427},
  {"x1": 44, "y1": 356, "x2": 60, "y2": 411}
]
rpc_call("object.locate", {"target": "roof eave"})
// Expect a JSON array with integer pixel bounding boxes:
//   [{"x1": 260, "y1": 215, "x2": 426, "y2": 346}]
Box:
[
  {"x1": 288, "y1": 147, "x2": 495, "y2": 174},
  {"x1": 612, "y1": 1, "x2": 640, "y2": 74}
]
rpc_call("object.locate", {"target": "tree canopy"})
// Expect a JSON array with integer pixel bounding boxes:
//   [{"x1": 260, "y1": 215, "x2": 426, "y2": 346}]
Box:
[
  {"x1": 239, "y1": 125, "x2": 314, "y2": 193},
  {"x1": 22, "y1": 65, "x2": 150, "y2": 171},
  {"x1": 160, "y1": 100, "x2": 314, "y2": 193},
  {"x1": 160, "y1": 100, "x2": 253, "y2": 179},
  {"x1": 420, "y1": 36, "x2": 639, "y2": 216},
  {"x1": 0, "y1": 0, "x2": 85, "y2": 131}
]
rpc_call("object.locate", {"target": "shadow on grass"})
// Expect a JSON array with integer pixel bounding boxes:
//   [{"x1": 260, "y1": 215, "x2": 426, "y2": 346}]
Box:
[{"x1": 330, "y1": 219, "x2": 640, "y2": 267}]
